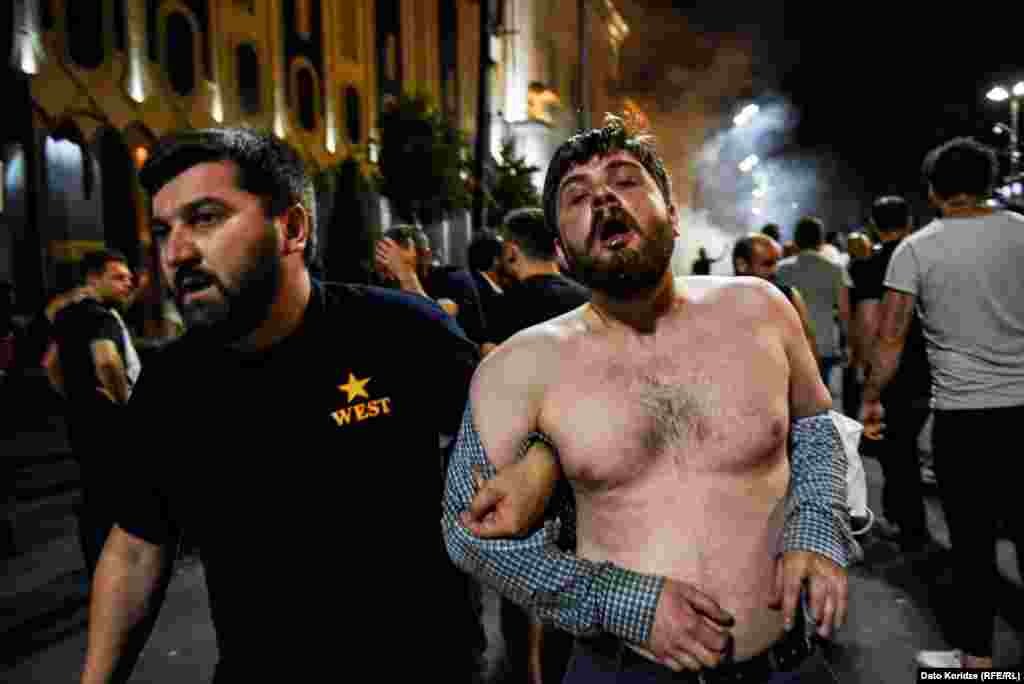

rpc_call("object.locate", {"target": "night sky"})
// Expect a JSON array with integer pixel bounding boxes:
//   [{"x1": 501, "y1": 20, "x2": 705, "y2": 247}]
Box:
[{"x1": 615, "y1": 1, "x2": 1024, "y2": 227}]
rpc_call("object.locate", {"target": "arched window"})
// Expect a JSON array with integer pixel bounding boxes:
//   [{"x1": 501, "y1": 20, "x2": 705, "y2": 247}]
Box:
[
  {"x1": 237, "y1": 44, "x2": 261, "y2": 114},
  {"x1": 296, "y1": 68, "x2": 317, "y2": 131},
  {"x1": 166, "y1": 12, "x2": 196, "y2": 95},
  {"x1": 344, "y1": 87, "x2": 361, "y2": 143},
  {"x1": 67, "y1": 3, "x2": 105, "y2": 69}
]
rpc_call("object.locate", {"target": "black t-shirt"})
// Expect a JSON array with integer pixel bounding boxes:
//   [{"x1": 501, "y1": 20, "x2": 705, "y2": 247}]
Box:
[
  {"x1": 492, "y1": 274, "x2": 590, "y2": 344},
  {"x1": 849, "y1": 240, "x2": 932, "y2": 402},
  {"x1": 116, "y1": 281, "x2": 480, "y2": 679},
  {"x1": 52, "y1": 298, "x2": 124, "y2": 408},
  {"x1": 426, "y1": 266, "x2": 488, "y2": 346}
]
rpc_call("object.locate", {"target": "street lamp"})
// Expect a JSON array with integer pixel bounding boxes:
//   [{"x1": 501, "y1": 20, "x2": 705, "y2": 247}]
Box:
[{"x1": 986, "y1": 81, "x2": 1024, "y2": 176}]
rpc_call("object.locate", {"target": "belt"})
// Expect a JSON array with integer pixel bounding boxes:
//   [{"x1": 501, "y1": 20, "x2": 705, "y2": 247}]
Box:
[{"x1": 577, "y1": 622, "x2": 815, "y2": 684}]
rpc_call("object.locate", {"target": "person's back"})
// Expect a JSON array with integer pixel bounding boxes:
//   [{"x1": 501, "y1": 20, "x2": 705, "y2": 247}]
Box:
[
  {"x1": 776, "y1": 251, "x2": 845, "y2": 359},
  {"x1": 891, "y1": 211, "x2": 1024, "y2": 409},
  {"x1": 53, "y1": 297, "x2": 124, "y2": 407}
]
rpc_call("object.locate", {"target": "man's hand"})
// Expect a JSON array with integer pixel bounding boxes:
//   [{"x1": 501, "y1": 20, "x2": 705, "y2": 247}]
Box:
[
  {"x1": 645, "y1": 579, "x2": 735, "y2": 671},
  {"x1": 374, "y1": 238, "x2": 417, "y2": 282},
  {"x1": 768, "y1": 550, "x2": 848, "y2": 639},
  {"x1": 859, "y1": 399, "x2": 884, "y2": 441},
  {"x1": 460, "y1": 443, "x2": 559, "y2": 538}
]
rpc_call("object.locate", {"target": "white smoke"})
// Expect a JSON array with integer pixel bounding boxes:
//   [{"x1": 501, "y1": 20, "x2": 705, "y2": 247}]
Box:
[{"x1": 671, "y1": 206, "x2": 737, "y2": 276}]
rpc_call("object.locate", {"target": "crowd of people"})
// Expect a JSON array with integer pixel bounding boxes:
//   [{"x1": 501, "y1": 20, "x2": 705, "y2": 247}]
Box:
[{"x1": 1, "y1": 115, "x2": 1021, "y2": 683}]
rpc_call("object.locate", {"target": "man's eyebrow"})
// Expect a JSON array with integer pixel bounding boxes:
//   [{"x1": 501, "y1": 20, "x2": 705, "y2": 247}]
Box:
[{"x1": 153, "y1": 196, "x2": 228, "y2": 224}]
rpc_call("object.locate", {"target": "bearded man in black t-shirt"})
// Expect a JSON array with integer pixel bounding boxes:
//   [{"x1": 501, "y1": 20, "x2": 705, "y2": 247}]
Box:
[
  {"x1": 48, "y1": 248, "x2": 137, "y2": 577},
  {"x1": 78, "y1": 128, "x2": 481, "y2": 684}
]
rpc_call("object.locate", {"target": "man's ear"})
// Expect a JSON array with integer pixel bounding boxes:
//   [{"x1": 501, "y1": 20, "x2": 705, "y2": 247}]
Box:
[
  {"x1": 280, "y1": 204, "x2": 309, "y2": 256},
  {"x1": 668, "y1": 204, "x2": 680, "y2": 238},
  {"x1": 734, "y1": 258, "x2": 749, "y2": 275}
]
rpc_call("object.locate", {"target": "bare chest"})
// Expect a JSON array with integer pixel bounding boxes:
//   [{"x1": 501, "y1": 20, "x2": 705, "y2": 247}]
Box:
[{"x1": 541, "y1": 326, "x2": 789, "y2": 490}]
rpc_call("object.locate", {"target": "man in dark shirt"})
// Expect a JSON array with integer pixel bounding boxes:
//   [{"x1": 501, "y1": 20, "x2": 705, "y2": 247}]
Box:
[
  {"x1": 483, "y1": 207, "x2": 590, "y2": 356},
  {"x1": 850, "y1": 195, "x2": 932, "y2": 551},
  {"x1": 79, "y1": 128, "x2": 481, "y2": 683},
  {"x1": 47, "y1": 248, "x2": 138, "y2": 577},
  {"x1": 466, "y1": 230, "x2": 507, "y2": 350},
  {"x1": 479, "y1": 207, "x2": 588, "y2": 683}
]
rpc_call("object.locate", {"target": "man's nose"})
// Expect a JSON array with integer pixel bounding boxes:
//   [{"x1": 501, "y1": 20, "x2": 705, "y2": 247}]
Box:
[{"x1": 163, "y1": 224, "x2": 201, "y2": 268}]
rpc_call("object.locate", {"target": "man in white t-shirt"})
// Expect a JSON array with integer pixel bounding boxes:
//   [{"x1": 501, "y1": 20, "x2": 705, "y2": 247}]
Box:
[{"x1": 860, "y1": 137, "x2": 1024, "y2": 671}]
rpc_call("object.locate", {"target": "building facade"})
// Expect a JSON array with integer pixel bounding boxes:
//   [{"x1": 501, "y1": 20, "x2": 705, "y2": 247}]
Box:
[{"x1": 1, "y1": 0, "x2": 629, "y2": 326}]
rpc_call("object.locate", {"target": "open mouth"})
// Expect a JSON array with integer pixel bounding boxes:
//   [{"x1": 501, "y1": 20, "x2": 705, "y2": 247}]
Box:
[
  {"x1": 597, "y1": 217, "x2": 634, "y2": 250},
  {"x1": 177, "y1": 272, "x2": 217, "y2": 300}
]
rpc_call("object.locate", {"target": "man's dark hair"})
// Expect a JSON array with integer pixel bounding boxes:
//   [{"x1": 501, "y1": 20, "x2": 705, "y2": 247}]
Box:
[
  {"x1": 467, "y1": 230, "x2": 503, "y2": 271},
  {"x1": 871, "y1": 195, "x2": 912, "y2": 233},
  {"x1": 793, "y1": 216, "x2": 825, "y2": 250},
  {"x1": 760, "y1": 223, "x2": 781, "y2": 242},
  {"x1": 139, "y1": 127, "x2": 318, "y2": 266},
  {"x1": 542, "y1": 114, "x2": 673, "y2": 238},
  {"x1": 922, "y1": 137, "x2": 999, "y2": 201},
  {"x1": 81, "y1": 248, "x2": 129, "y2": 281},
  {"x1": 500, "y1": 207, "x2": 557, "y2": 261}
]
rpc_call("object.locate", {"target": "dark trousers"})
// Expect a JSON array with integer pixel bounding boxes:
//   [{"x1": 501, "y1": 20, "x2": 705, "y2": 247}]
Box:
[
  {"x1": 933, "y1": 405, "x2": 1024, "y2": 657},
  {"x1": 67, "y1": 399, "x2": 121, "y2": 577},
  {"x1": 563, "y1": 635, "x2": 833, "y2": 683},
  {"x1": 877, "y1": 401, "x2": 930, "y2": 543}
]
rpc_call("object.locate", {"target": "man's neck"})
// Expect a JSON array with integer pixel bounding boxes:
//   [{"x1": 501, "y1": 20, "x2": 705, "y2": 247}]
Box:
[
  {"x1": 588, "y1": 270, "x2": 678, "y2": 335},
  {"x1": 517, "y1": 260, "x2": 561, "y2": 281},
  {"x1": 877, "y1": 230, "x2": 908, "y2": 243},
  {"x1": 232, "y1": 268, "x2": 312, "y2": 353}
]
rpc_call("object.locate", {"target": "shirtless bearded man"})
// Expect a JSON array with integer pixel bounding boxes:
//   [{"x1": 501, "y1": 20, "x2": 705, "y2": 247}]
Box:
[{"x1": 442, "y1": 116, "x2": 853, "y2": 682}]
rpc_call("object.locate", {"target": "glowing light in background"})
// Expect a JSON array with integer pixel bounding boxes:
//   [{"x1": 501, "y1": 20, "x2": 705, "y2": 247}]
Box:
[
  {"x1": 988, "y1": 87, "x2": 1010, "y2": 102},
  {"x1": 1014, "y1": 82, "x2": 1024, "y2": 97},
  {"x1": 738, "y1": 154, "x2": 759, "y2": 173},
  {"x1": 733, "y1": 104, "x2": 760, "y2": 127},
  {"x1": 752, "y1": 187, "x2": 766, "y2": 198}
]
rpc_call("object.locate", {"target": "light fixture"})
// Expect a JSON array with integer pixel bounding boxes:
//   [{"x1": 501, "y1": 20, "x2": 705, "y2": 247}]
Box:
[
  {"x1": 733, "y1": 104, "x2": 760, "y2": 128},
  {"x1": 739, "y1": 154, "x2": 759, "y2": 173},
  {"x1": 1014, "y1": 82, "x2": 1024, "y2": 97},
  {"x1": 988, "y1": 87, "x2": 1010, "y2": 102}
]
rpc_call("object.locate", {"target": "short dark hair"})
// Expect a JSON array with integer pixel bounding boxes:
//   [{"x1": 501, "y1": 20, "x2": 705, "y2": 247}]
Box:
[
  {"x1": 384, "y1": 224, "x2": 430, "y2": 251},
  {"x1": 139, "y1": 127, "x2": 318, "y2": 265},
  {"x1": 500, "y1": 207, "x2": 557, "y2": 261},
  {"x1": 732, "y1": 233, "x2": 774, "y2": 270},
  {"x1": 922, "y1": 137, "x2": 999, "y2": 201},
  {"x1": 871, "y1": 195, "x2": 911, "y2": 232},
  {"x1": 467, "y1": 230, "x2": 503, "y2": 271},
  {"x1": 793, "y1": 217, "x2": 825, "y2": 250},
  {"x1": 760, "y1": 223, "x2": 781, "y2": 241},
  {"x1": 542, "y1": 114, "x2": 673, "y2": 238},
  {"x1": 81, "y1": 248, "x2": 129, "y2": 281}
]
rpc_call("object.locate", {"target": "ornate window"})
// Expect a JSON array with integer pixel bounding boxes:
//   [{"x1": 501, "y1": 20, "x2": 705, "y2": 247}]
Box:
[
  {"x1": 291, "y1": 62, "x2": 321, "y2": 132},
  {"x1": 344, "y1": 86, "x2": 361, "y2": 143},
  {"x1": 165, "y1": 12, "x2": 196, "y2": 95},
  {"x1": 237, "y1": 43, "x2": 261, "y2": 114},
  {"x1": 67, "y1": 2, "x2": 105, "y2": 69}
]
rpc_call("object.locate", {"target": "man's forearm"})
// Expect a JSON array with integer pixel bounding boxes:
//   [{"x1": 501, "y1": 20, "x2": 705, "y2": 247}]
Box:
[
  {"x1": 81, "y1": 542, "x2": 168, "y2": 683},
  {"x1": 96, "y1": 363, "x2": 131, "y2": 405},
  {"x1": 862, "y1": 337, "x2": 904, "y2": 402},
  {"x1": 782, "y1": 412, "x2": 855, "y2": 567},
  {"x1": 442, "y1": 404, "x2": 662, "y2": 643}
]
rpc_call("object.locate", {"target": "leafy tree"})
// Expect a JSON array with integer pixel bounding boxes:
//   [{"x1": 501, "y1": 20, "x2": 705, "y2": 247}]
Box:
[{"x1": 486, "y1": 139, "x2": 542, "y2": 228}]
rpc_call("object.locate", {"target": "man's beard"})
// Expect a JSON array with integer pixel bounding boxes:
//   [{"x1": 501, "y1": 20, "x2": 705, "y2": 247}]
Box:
[
  {"x1": 175, "y1": 223, "x2": 281, "y2": 345},
  {"x1": 563, "y1": 211, "x2": 675, "y2": 299}
]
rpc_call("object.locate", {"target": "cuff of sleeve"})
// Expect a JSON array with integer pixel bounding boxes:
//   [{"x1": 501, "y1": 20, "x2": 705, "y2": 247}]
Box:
[
  {"x1": 597, "y1": 565, "x2": 664, "y2": 645},
  {"x1": 782, "y1": 504, "x2": 852, "y2": 569}
]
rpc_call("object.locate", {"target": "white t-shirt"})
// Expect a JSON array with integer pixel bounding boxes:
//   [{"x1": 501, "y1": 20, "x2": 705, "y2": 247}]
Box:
[{"x1": 885, "y1": 211, "x2": 1024, "y2": 410}]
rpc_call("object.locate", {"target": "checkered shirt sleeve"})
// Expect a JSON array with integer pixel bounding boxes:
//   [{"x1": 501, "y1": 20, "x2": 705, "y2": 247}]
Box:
[
  {"x1": 782, "y1": 412, "x2": 857, "y2": 567},
  {"x1": 441, "y1": 404, "x2": 663, "y2": 644}
]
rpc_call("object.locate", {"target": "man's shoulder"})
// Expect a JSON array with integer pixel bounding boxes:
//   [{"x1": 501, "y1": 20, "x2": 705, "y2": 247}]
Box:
[{"x1": 321, "y1": 281, "x2": 450, "y2": 324}]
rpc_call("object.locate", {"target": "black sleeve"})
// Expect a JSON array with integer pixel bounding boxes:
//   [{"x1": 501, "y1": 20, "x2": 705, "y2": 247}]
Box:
[
  {"x1": 851, "y1": 258, "x2": 885, "y2": 303},
  {"x1": 432, "y1": 311, "x2": 480, "y2": 437},
  {"x1": 86, "y1": 307, "x2": 124, "y2": 346},
  {"x1": 112, "y1": 365, "x2": 181, "y2": 546}
]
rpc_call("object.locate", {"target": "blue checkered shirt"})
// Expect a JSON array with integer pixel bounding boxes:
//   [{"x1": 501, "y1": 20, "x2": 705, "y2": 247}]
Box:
[{"x1": 441, "y1": 404, "x2": 853, "y2": 646}]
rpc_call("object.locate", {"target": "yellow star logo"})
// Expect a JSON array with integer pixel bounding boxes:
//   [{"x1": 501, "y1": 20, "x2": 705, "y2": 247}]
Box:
[{"x1": 338, "y1": 373, "x2": 371, "y2": 403}]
